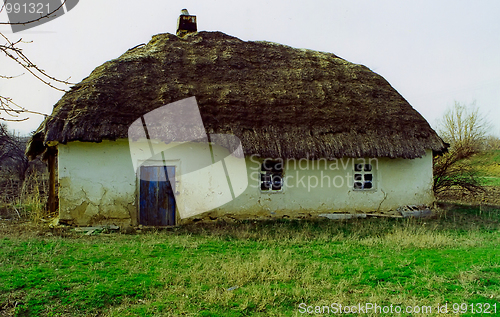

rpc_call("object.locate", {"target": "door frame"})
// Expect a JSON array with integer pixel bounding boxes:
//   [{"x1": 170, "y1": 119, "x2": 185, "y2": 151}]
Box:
[{"x1": 136, "y1": 159, "x2": 181, "y2": 226}]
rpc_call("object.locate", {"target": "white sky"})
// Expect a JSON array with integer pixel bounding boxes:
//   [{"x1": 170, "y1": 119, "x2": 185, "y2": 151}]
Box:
[{"x1": 1, "y1": 0, "x2": 499, "y2": 136}]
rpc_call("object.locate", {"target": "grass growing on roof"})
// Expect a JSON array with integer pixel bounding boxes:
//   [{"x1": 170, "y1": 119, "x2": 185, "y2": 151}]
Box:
[
  {"x1": 26, "y1": 32, "x2": 446, "y2": 161},
  {"x1": 0, "y1": 204, "x2": 499, "y2": 316}
]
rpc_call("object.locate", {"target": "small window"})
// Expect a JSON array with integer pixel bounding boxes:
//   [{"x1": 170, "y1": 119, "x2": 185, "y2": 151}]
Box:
[
  {"x1": 353, "y1": 163, "x2": 374, "y2": 190},
  {"x1": 260, "y1": 160, "x2": 283, "y2": 192}
]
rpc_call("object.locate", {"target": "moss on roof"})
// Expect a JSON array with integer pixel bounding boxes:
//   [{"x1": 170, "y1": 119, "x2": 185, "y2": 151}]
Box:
[{"x1": 27, "y1": 31, "x2": 446, "y2": 159}]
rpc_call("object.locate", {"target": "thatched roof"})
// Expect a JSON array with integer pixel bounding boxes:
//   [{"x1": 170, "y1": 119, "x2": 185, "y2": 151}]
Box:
[{"x1": 27, "y1": 31, "x2": 446, "y2": 159}]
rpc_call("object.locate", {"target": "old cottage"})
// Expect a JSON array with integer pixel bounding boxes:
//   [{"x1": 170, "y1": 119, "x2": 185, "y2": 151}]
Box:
[{"x1": 27, "y1": 13, "x2": 446, "y2": 226}]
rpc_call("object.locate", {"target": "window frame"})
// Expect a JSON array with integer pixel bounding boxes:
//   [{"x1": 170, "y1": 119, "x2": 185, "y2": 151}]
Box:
[
  {"x1": 353, "y1": 163, "x2": 375, "y2": 191},
  {"x1": 259, "y1": 159, "x2": 284, "y2": 193}
]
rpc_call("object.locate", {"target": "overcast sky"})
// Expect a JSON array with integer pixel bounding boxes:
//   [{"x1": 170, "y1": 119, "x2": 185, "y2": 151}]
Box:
[{"x1": 1, "y1": 0, "x2": 499, "y2": 136}]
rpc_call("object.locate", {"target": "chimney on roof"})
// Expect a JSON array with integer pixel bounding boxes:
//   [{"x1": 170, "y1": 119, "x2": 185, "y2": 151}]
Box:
[{"x1": 176, "y1": 9, "x2": 197, "y2": 37}]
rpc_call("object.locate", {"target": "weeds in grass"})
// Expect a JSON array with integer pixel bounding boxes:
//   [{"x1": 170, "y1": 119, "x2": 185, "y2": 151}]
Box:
[
  {"x1": 1, "y1": 205, "x2": 499, "y2": 316},
  {"x1": 478, "y1": 176, "x2": 500, "y2": 186},
  {"x1": 20, "y1": 174, "x2": 45, "y2": 222},
  {"x1": 0, "y1": 170, "x2": 49, "y2": 221}
]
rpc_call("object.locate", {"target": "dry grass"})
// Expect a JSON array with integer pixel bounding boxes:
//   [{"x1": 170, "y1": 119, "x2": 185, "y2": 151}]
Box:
[
  {"x1": 0, "y1": 170, "x2": 50, "y2": 222},
  {"x1": 1, "y1": 205, "x2": 499, "y2": 316}
]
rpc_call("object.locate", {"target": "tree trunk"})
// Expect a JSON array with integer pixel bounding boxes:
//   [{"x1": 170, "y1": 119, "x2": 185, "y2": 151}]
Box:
[{"x1": 47, "y1": 147, "x2": 57, "y2": 214}]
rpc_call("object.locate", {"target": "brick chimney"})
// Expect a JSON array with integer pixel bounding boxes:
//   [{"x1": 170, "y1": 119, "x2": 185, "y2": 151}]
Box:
[{"x1": 176, "y1": 9, "x2": 197, "y2": 37}]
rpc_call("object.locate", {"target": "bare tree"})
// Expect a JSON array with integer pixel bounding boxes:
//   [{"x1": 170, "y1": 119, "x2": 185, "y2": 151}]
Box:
[
  {"x1": 483, "y1": 135, "x2": 500, "y2": 151},
  {"x1": 433, "y1": 149, "x2": 482, "y2": 195},
  {"x1": 433, "y1": 101, "x2": 492, "y2": 195},
  {"x1": 0, "y1": 1, "x2": 72, "y2": 121},
  {"x1": 0, "y1": 123, "x2": 30, "y2": 181},
  {"x1": 437, "y1": 101, "x2": 492, "y2": 157}
]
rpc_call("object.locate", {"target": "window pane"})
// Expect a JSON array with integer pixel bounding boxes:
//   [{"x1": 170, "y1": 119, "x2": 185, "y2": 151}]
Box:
[
  {"x1": 354, "y1": 163, "x2": 363, "y2": 172},
  {"x1": 364, "y1": 164, "x2": 372, "y2": 172},
  {"x1": 364, "y1": 174, "x2": 373, "y2": 181},
  {"x1": 354, "y1": 182, "x2": 363, "y2": 189},
  {"x1": 364, "y1": 182, "x2": 372, "y2": 189},
  {"x1": 262, "y1": 160, "x2": 283, "y2": 172},
  {"x1": 272, "y1": 161, "x2": 283, "y2": 172},
  {"x1": 261, "y1": 181, "x2": 270, "y2": 190},
  {"x1": 261, "y1": 160, "x2": 271, "y2": 171},
  {"x1": 354, "y1": 174, "x2": 362, "y2": 181},
  {"x1": 271, "y1": 174, "x2": 282, "y2": 190},
  {"x1": 261, "y1": 174, "x2": 271, "y2": 190}
]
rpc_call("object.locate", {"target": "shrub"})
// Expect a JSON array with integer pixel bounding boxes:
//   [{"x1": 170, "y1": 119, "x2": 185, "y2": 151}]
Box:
[{"x1": 433, "y1": 145, "x2": 483, "y2": 195}]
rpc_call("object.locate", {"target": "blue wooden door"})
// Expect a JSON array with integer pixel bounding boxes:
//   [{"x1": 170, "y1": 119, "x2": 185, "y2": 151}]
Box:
[{"x1": 139, "y1": 166, "x2": 176, "y2": 226}]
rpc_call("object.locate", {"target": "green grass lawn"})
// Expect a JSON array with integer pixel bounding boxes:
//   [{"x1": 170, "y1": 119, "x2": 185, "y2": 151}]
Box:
[
  {"x1": 468, "y1": 150, "x2": 500, "y2": 178},
  {"x1": 1, "y1": 204, "x2": 500, "y2": 316},
  {"x1": 478, "y1": 177, "x2": 500, "y2": 187},
  {"x1": 458, "y1": 149, "x2": 500, "y2": 187}
]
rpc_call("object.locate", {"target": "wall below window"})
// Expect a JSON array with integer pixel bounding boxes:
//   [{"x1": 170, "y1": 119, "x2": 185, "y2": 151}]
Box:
[
  {"x1": 213, "y1": 151, "x2": 435, "y2": 218},
  {"x1": 57, "y1": 139, "x2": 434, "y2": 226},
  {"x1": 58, "y1": 139, "x2": 249, "y2": 225}
]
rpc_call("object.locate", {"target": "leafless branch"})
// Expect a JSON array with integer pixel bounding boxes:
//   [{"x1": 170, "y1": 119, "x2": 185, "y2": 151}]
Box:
[
  {"x1": 437, "y1": 101, "x2": 492, "y2": 154},
  {"x1": 0, "y1": 0, "x2": 67, "y2": 25},
  {"x1": 0, "y1": 123, "x2": 31, "y2": 182},
  {"x1": 0, "y1": 95, "x2": 53, "y2": 121},
  {"x1": 0, "y1": 1, "x2": 75, "y2": 121},
  {"x1": 433, "y1": 101, "x2": 493, "y2": 196},
  {"x1": 1, "y1": 32, "x2": 74, "y2": 90}
]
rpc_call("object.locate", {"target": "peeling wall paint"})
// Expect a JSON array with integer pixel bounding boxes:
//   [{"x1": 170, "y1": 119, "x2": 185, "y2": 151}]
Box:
[
  {"x1": 130, "y1": 139, "x2": 248, "y2": 219},
  {"x1": 58, "y1": 140, "x2": 136, "y2": 226},
  {"x1": 58, "y1": 140, "x2": 434, "y2": 226},
  {"x1": 212, "y1": 150, "x2": 434, "y2": 218}
]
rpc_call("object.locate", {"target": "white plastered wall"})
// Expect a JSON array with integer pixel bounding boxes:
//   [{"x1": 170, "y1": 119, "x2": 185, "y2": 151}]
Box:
[
  {"x1": 58, "y1": 140, "x2": 137, "y2": 226},
  {"x1": 58, "y1": 139, "x2": 435, "y2": 225},
  {"x1": 131, "y1": 139, "x2": 248, "y2": 220},
  {"x1": 211, "y1": 150, "x2": 435, "y2": 217},
  {"x1": 58, "y1": 139, "x2": 248, "y2": 225}
]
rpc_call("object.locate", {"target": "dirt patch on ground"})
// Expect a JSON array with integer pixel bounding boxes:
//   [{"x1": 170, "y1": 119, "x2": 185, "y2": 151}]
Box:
[
  {"x1": 437, "y1": 186, "x2": 500, "y2": 206},
  {"x1": 1, "y1": 185, "x2": 498, "y2": 237},
  {"x1": 0, "y1": 220, "x2": 74, "y2": 239},
  {"x1": 0, "y1": 220, "x2": 46, "y2": 238}
]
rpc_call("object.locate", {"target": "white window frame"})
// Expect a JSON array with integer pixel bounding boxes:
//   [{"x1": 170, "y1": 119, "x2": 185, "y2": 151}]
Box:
[
  {"x1": 259, "y1": 160, "x2": 284, "y2": 193},
  {"x1": 353, "y1": 163, "x2": 375, "y2": 190}
]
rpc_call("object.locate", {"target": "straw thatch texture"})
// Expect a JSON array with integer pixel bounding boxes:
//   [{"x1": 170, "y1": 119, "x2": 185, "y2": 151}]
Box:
[{"x1": 27, "y1": 31, "x2": 446, "y2": 159}]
